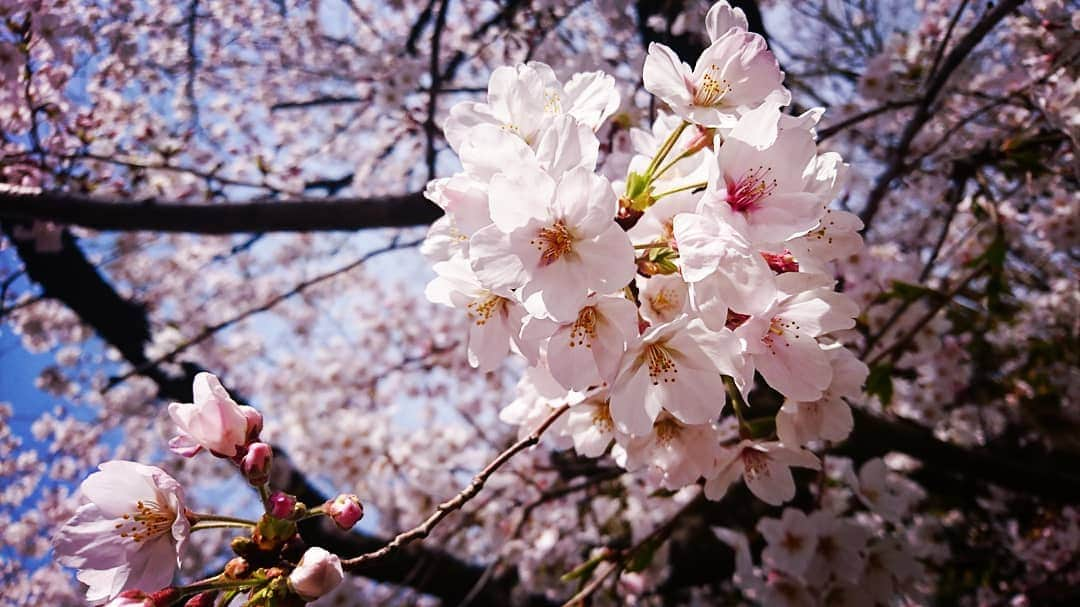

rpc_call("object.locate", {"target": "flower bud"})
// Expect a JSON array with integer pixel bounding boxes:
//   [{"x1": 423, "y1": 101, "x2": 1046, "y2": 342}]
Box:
[
  {"x1": 242, "y1": 442, "x2": 273, "y2": 486},
  {"x1": 182, "y1": 593, "x2": 216, "y2": 607},
  {"x1": 231, "y1": 535, "x2": 256, "y2": 557},
  {"x1": 288, "y1": 547, "x2": 344, "y2": 601},
  {"x1": 269, "y1": 491, "x2": 297, "y2": 519},
  {"x1": 326, "y1": 494, "x2": 364, "y2": 530},
  {"x1": 148, "y1": 588, "x2": 180, "y2": 607},
  {"x1": 239, "y1": 405, "x2": 263, "y2": 443}
]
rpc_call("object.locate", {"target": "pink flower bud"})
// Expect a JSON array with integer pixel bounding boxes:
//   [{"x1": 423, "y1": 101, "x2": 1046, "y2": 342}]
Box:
[
  {"x1": 239, "y1": 405, "x2": 263, "y2": 442},
  {"x1": 167, "y1": 373, "x2": 250, "y2": 458},
  {"x1": 269, "y1": 491, "x2": 297, "y2": 519},
  {"x1": 288, "y1": 547, "x2": 344, "y2": 601},
  {"x1": 242, "y1": 442, "x2": 273, "y2": 486},
  {"x1": 182, "y1": 592, "x2": 215, "y2": 607},
  {"x1": 326, "y1": 494, "x2": 364, "y2": 530}
]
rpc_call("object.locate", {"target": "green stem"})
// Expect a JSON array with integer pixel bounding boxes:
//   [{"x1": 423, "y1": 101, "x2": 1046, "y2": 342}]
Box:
[
  {"x1": 170, "y1": 576, "x2": 264, "y2": 605},
  {"x1": 297, "y1": 505, "x2": 325, "y2": 521},
  {"x1": 643, "y1": 121, "x2": 690, "y2": 179},
  {"x1": 188, "y1": 512, "x2": 257, "y2": 527},
  {"x1": 723, "y1": 376, "x2": 750, "y2": 429},
  {"x1": 653, "y1": 181, "x2": 708, "y2": 200},
  {"x1": 257, "y1": 483, "x2": 271, "y2": 511},
  {"x1": 652, "y1": 146, "x2": 698, "y2": 181},
  {"x1": 191, "y1": 521, "x2": 255, "y2": 531}
]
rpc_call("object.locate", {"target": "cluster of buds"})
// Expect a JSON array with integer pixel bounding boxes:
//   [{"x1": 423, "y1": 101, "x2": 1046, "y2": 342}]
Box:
[{"x1": 55, "y1": 374, "x2": 365, "y2": 606}]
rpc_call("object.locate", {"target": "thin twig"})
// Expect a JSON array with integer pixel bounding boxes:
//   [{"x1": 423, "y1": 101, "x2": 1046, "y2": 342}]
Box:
[
  {"x1": 342, "y1": 404, "x2": 571, "y2": 569},
  {"x1": 858, "y1": 0, "x2": 1023, "y2": 230},
  {"x1": 106, "y1": 236, "x2": 421, "y2": 388}
]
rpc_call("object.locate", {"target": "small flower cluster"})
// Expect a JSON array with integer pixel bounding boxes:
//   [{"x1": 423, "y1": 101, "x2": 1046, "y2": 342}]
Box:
[
  {"x1": 424, "y1": 1, "x2": 865, "y2": 506},
  {"x1": 52, "y1": 373, "x2": 360, "y2": 605}
]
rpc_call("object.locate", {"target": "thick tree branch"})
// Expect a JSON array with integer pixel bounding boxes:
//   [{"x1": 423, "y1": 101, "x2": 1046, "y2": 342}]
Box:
[{"x1": 0, "y1": 188, "x2": 442, "y2": 234}]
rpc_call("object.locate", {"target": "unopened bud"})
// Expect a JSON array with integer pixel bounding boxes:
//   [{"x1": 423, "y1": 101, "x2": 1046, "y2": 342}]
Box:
[
  {"x1": 231, "y1": 535, "x2": 256, "y2": 557},
  {"x1": 288, "y1": 547, "x2": 344, "y2": 601},
  {"x1": 182, "y1": 593, "x2": 216, "y2": 607},
  {"x1": 326, "y1": 494, "x2": 364, "y2": 530},
  {"x1": 224, "y1": 556, "x2": 250, "y2": 579},
  {"x1": 148, "y1": 588, "x2": 180, "y2": 607},
  {"x1": 269, "y1": 491, "x2": 297, "y2": 519},
  {"x1": 239, "y1": 405, "x2": 263, "y2": 443},
  {"x1": 242, "y1": 442, "x2": 273, "y2": 486}
]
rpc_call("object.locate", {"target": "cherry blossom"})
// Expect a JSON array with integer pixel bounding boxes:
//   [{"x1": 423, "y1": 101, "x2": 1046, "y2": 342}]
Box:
[
  {"x1": 643, "y1": 26, "x2": 787, "y2": 128},
  {"x1": 167, "y1": 372, "x2": 260, "y2": 458},
  {"x1": 53, "y1": 461, "x2": 189, "y2": 603},
  {"x1": 469, "y1": 165, "x2": 634, "y2": 321},
  {"x1": 704, "y1": 440, "x2": 820, "y2": 505},
  {"x1": 609, "y1": 316, "x2": 742, "y2": 435}
]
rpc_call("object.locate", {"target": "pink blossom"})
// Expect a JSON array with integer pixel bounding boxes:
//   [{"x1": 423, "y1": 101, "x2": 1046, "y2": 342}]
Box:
[
  {"x1": 54, "y1": 461, "x2": 189, "y2": 603},
  {"x1": 167, "y1": 373, "x2": 259, "y2": 458}
]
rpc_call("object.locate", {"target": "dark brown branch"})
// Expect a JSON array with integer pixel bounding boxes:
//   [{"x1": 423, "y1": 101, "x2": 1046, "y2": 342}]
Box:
[{"x1": 0, "y1": 188, "x2": 442, "y2": 233}]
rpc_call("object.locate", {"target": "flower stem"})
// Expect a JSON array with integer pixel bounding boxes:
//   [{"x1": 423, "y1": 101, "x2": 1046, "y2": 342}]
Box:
[
  {"x1": 723, "y1": 376, "x2": 750, "y2": 429},
  {"x1": 652, "y1": 181, "x2": 708, "y2": 200},
  {"x1": 257, "y1": 483, "x2": 271, "y2": 511},
  {"x1": 644, "y1": 120, "x2": 690, "y2": 179},
  {"x1": 188, "y1": 512, "x2": 257, "y2": 528}
]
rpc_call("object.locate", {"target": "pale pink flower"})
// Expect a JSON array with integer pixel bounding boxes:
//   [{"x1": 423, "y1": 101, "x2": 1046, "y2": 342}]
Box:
[
  {"x1": 564, "y1": 393, "x2": 620, "y2": 457},
  {"x1": 425, "y1": 256, "x2": 527, "y2": 371},
  {"x1": 167, "y1": 372, "x2": 259, "y2": 458},
  {"x1": 444, "y1": 62, "x2": 619, "y2": 150},
  {"x1": 847, "y1": 458, "x2": 918, "y2": 523},
  {"x1": 288, "y1": 547, "x2": 344, "y2": 601},
  {"x1": 704, "y1": 440, "x2": 820, "y2": 505},
  {"x1": 521, "y1": 293, "x2": 638, "y2": 390},
  {"x1": 757, "y1": 508, "x2": 818, "y2": 577},
  {"x1": 636, "y1": 274, "x2": 689, "y2": 325},
  {"x1": 609, "y1": 315, "x2": 742, "y2": 435},
  {"x1": 613, "y1": 414, "x2": 722, "y2": 489},
  {"x1": 673, "y1": 210, "x2": 777, "y2": 322},
  {"x1": 469, "y1": 165, "x2": 634, "y2": 321},
  {"x1": 785, "y1": 208, "x2": 864, "y2": 274},
  {"x1": 54, "y1": 461, "x2": 189, "y2": 604},
  {"x1": 731, "y1": 273, "x2": 859, "y2": 402},
  {"x1": 803, "y1": 510, "x2": 870, "y2": 585},
  {"x1": 642, "y1": 28, "x2": 787, "y2": 128},
  {"x1": 699, "y1": 103, "x2": 827, "y2": 245},
  {"x1": 775, "y1": 344, "x2": 867, "y2": 446}
]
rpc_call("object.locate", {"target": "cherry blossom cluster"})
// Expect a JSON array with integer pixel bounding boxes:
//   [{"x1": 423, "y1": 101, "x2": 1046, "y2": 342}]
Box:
[
  {"x1": 423, "y1": 1, "x2": 866, "y2": 506},
  {"x1": 51, "y1": 373, "x2": 361, "y2": 606}
]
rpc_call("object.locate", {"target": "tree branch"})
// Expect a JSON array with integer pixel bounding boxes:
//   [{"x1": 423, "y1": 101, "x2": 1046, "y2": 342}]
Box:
[
  {"x1": 858, "y1": 0, "x2": 1025, "y2": 230},
  {"x1": 0, "y1": 187, "x2": 442, "y2": 233},
  {"x1": 343, "y1": 404, "x2": 571, "y2": 569}
]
